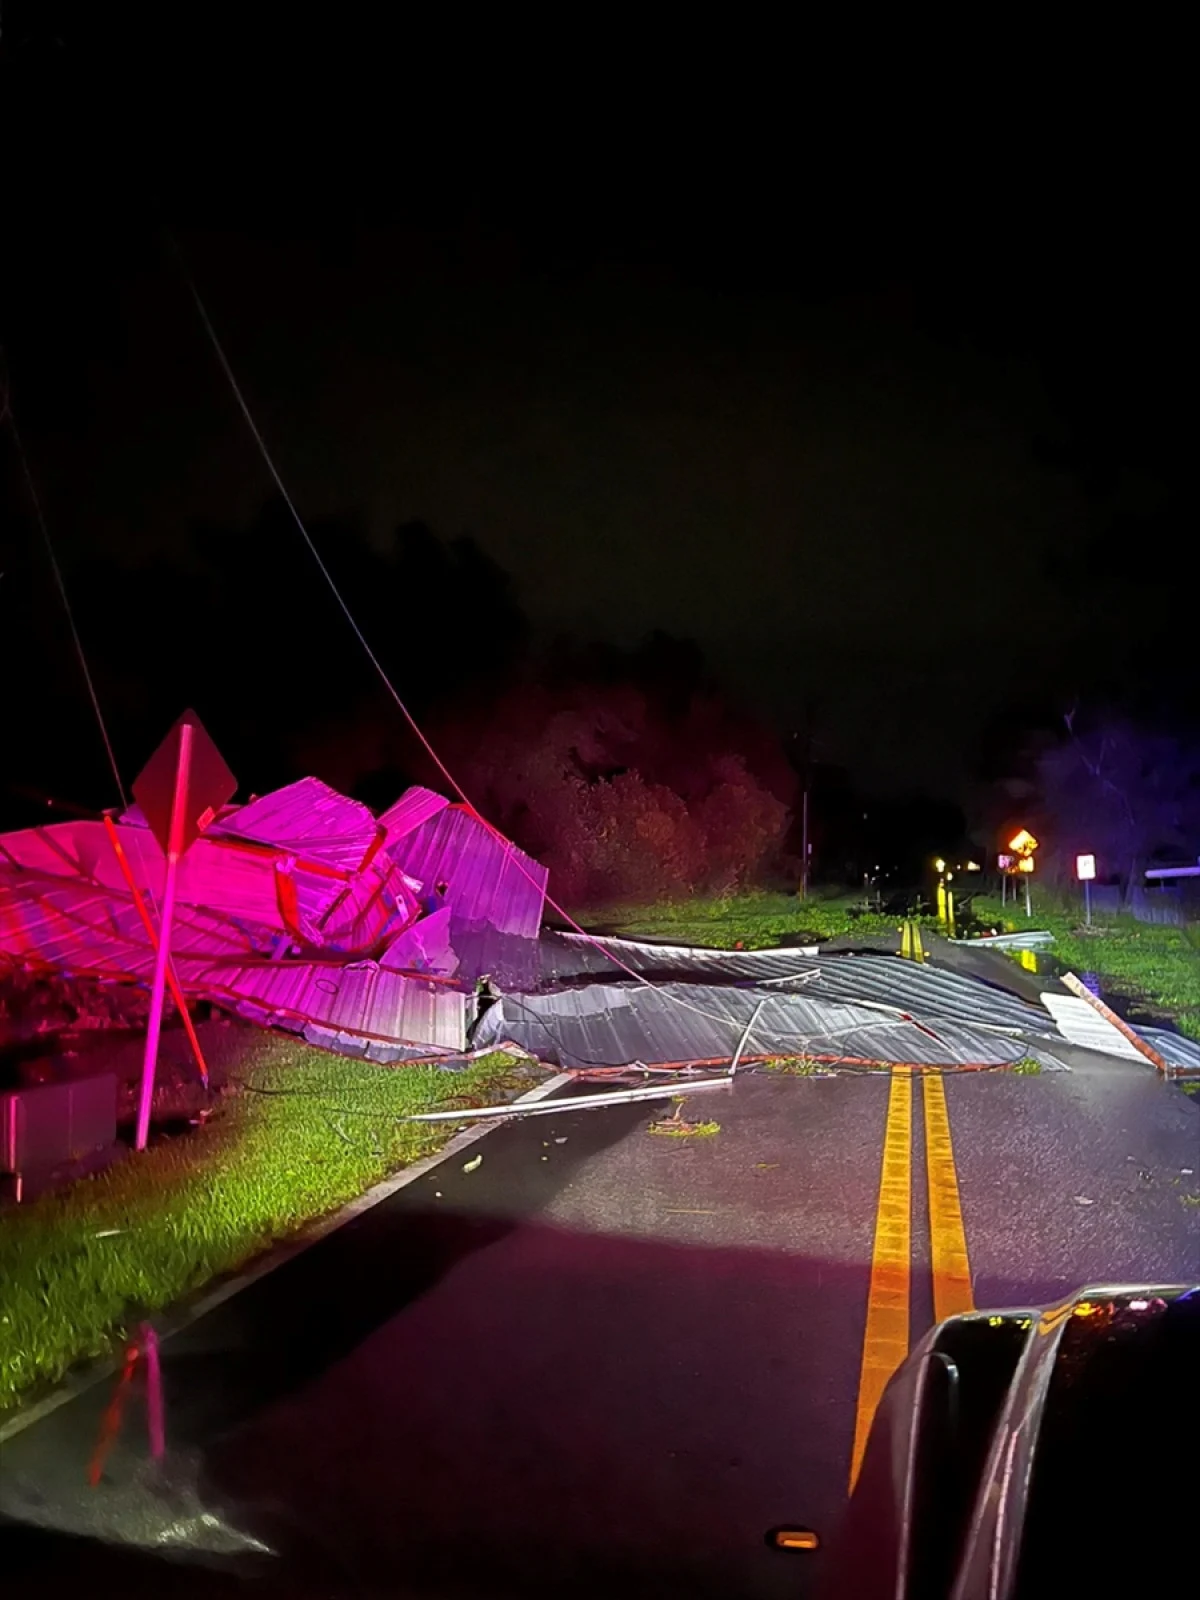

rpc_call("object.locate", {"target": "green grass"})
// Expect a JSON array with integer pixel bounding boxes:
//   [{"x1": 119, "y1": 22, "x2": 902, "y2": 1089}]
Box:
[
  {"x1": 1011, "y1": 1057, "x2": 1043, "y2": 1076},
  {"x1": 647, "y1": 1118, "x2": 721, "y2": 1138},
  {"x1": 763, "y1": 1055, "x2": 826, "y2": 1076},
  {"x1": 579, "y1": 890, "x2": 930, "y2": 950},
  {"x1": 0, "y1": 1038, "x2": 532, "y2": 1413},
  {"x1": 974, "y1": 893, "x2": 1200, "y2": 1040}
]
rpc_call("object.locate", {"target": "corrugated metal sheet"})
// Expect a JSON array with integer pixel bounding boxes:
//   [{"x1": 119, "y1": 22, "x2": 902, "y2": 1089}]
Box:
[
  {"x1": 0, "y1": 871, "x2": 271, "y2": 974},
  {"x1": 291, "y1": 856, "x2": 420, "y2": 956},
  {"x1": 388, "y1": 805, "x2": 547, "y2": 938},
  {"x1": 0, "y1": 818, "x2": 413, "y2": 958},
  {"x1": 0, "y1": 822, "x2": 291, "y2": 931},
  {"x1": 539, "y1": 932, "x2": 820, "y2": 984},
  {"x1": 450, "y1": 926, "x2": 546, "y2": 988},
  {"x1": 214, "y1": 778, "x2": 382, "y2": 874},
  {"x1": 182, "y1": 959, "x2": 467, "y2": 1051},
  {"x1": 297, "y1": 1026, "x2": 465, "y2": 1066},
  {"x1": 378, "y1": 786, "x2": 452, "y2": 846},
  {"x1": 539, "y1": 933, "x2": 1055, "y2": 1035},
  {"x1": 1140, "y1": 1026, "x2": 1200, "y2": 1073},
  {"x1": 0, "y1": 873, "x2": 466, "y2": 1051},
  {"x1": 473, "y1": 982, "x2": 1060, "y2": 1071},
  {"x1": 1040, "y1": 994, "x2": 1145, "y2": 1060}
]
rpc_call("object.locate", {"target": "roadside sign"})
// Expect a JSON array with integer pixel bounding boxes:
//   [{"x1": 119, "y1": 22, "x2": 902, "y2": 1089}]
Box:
[
  {"x1": 132, "y1": 709, "x2": 236, "y2": 857},
  {"x1": 1077, "y1": 853, "x2": 1096, "y2": 925},
  {"x1": 131, "y1": 712, "x2": 236, "y2": 1150},
  {"x1": 1004, "y1": 829, "x2": 1038, "y2": 918}
]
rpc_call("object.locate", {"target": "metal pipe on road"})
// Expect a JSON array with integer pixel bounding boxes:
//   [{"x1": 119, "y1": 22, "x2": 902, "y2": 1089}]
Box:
[
  {"x1": 730, "y1": 997, "x2": 768, "y2": 1077},
  {"x1": 405, "y1": 1076, "x2": 733, "y2": 1123}
]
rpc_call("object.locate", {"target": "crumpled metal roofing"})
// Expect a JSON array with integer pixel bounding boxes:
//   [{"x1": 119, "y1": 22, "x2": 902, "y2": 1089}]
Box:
[
  {"x1": 388, "y1": 803, "x2": 547, "y2": 938},
  {"x1": 212, "y1": 777, "x2": 384, "y2": 874},
  {"x1": 0, "y1": 871, "x2": 467, "y2": 1051},
  {"x1": 378, "y1": 786, "x2": 452, "y2": 846},
  {"x1": 1039, "y1": 993, "x2": 1145, "y2": 1060},
  {"x1": 0, "y1": 775, "x2": 543, "y2": 1054},
  {"x1": 473, "y1": 981, "x2": 1063, "y2": 1071},
  {"x1": 0, "y1": 871, "x2": 270, "y2": 973},
  {"x1": 537, "y1": 933, "x2": 1057, "y2": 1036},
  {"x1": 179, "y1": 958, "x2": 467, "y2": 1051},
  {"x1": 1, "y1": 820, "x2": 305, "y2": 933}
]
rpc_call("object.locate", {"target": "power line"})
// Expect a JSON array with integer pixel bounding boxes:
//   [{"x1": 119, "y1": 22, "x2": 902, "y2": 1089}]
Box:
[
  {"x1": 168, "y1": 236, "x2": 780, "y2": 1041},
  {"x1": 1, "y1": 363, "x2": 129, "y2": 810}
]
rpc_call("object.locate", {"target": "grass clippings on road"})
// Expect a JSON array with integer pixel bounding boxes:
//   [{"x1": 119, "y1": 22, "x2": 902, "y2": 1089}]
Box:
[
  {"x1": 647, "y1": 1119, "x2": 721, "y2": 1139},
  {"x1": 763, "y1": 1055, "x2": 826, "y2": 1077},
  {"x1": 0, "y1": 1036, "x2": 532, "y2": 1412}
]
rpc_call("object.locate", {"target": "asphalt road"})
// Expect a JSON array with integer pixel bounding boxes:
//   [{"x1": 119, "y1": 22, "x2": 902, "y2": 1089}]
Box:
[{"x1": 2, "y1": 1007, "x2": 1198, "y2": 1598}]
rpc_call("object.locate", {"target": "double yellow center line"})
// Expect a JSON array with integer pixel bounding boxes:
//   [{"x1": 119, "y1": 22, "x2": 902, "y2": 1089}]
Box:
[{"x1": 848, "y1": 1069, "x2": 974, "y2": 1491}]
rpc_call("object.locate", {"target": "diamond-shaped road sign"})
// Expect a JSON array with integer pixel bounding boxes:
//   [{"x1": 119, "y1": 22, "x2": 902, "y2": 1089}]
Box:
[{"x1": 132, "y1": 709, "x2": 237, "y2": 857}]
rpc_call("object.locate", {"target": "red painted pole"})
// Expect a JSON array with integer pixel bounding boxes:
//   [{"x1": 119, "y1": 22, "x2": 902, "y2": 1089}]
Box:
[
  {"x1": 135, "y1": 723, "x2": 193, "y2": 1150},
  {"x1": 103, "y1": 815, "x2": 209, "y2": 1088},
  {"x1": 143, "y1": 1324, "x2": 165, "y2": 1462}
]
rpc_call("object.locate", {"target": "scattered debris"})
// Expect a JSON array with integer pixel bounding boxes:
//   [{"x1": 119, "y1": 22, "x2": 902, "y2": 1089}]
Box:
[
  {"x1": 405, "y1": 1077, "x2": 732, "y2": 1123},
  {"x1": 765, "y1": 1056, "x2": 826, "y2": 1077},
  {"x1": 648, "y1": 1119, "x2": 721, "y2": 1139},
  {"x1": 0, "y1": 777, "x2": 546, "y2": 1059},
  {"x1": 462, "y1": 1154, "x2": 483, "y2": 1174},
  {"x1": 8, "y1": 753, "x2": 1159, "y2": 1095},
  {"x1": 1073, "y1": 1195, "x2": 1095, "y2": 1206}
]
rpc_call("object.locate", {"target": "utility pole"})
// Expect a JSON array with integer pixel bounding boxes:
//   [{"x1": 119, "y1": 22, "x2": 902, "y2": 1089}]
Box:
[
  {"x1": 800, "y1": 787, "x2": 809, "y2": 900},
  {"x1": 793, "y1": 700, "x2": 816, "y2": 901}
]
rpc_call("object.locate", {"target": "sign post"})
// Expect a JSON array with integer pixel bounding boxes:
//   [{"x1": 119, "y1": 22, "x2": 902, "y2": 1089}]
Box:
[
  {"x1": 135, "y1": 723, "x2": 193, "y2": 1151},
  {"x1": 1076, "y1": 853, "x2": 1096, "y2": 926},
  {"x1": 132, "y1": 710, "x2": 236, "y2": 1152},
  {"x1": 1006, "y1": 830, "x2": 1039, "y2": 919}
]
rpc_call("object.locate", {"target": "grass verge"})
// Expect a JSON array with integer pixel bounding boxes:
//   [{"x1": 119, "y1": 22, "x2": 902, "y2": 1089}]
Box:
[
  {"x1": 0, "y1": 1036, "x2": 533, "y2": 1413},
  {"x1": 579, "y1": 890, "x2": 928, "y2": 949},
  {"x1": 974, "y1": 894, "x2": 1200, "y2": 1040}
]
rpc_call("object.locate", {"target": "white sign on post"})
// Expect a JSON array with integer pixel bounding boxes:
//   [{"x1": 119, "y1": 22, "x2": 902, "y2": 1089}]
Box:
[{"x1": 1076, "y1": 853, "x2": 1096, "y2": 926}]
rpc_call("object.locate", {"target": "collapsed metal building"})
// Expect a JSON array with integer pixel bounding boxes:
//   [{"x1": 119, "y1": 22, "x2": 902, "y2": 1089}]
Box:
[
  {"x1": 0, "y1": 778, "x2": 546, "y2": 1061},
  {"x1": 1, "y1": 774, "x2": 1193, "y2": 1076}
]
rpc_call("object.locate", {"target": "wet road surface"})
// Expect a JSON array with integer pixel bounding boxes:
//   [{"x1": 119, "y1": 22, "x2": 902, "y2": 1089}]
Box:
[{"x1": 2, "y1": 1019, "x2": 1197, "y2": 1598}]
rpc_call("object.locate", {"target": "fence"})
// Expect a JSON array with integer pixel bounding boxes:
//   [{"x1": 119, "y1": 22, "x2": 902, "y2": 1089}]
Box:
[{"x1": 1081, "y1": 885, "x2": 1189, "y2": 926}]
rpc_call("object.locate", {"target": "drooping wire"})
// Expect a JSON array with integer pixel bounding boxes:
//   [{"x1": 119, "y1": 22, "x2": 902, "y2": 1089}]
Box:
[
  {"x1": 167, "y1": 238, "x2": 774, "y2": 1036},
  {"x1": 0, "y1": 364, "x2": 129, "y2": 811},
  {"x1": 168, "y1": 258, "x2": 1038, "y2": 1072}
]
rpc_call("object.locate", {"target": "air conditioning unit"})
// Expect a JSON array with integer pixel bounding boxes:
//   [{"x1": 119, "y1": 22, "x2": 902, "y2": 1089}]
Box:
[{"x1": 1, "y1": 1075, "x2": 118, "y2": 1202}]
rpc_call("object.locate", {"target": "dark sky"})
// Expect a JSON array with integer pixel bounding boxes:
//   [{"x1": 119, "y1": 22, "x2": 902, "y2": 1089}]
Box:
[{"x1": 1, "y1": 22, "x2": 1192, "y2": 804}]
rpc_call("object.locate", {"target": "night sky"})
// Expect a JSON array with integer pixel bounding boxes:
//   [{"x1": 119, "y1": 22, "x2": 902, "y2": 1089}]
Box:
[{"x1": 2, "y1": 22, "x2": 1193, "y2": 815}]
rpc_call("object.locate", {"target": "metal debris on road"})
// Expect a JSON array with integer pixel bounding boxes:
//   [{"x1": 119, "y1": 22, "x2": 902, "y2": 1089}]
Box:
[{"x1": 404, "y1": 1076, "x2": 733, "y2": 1123}]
